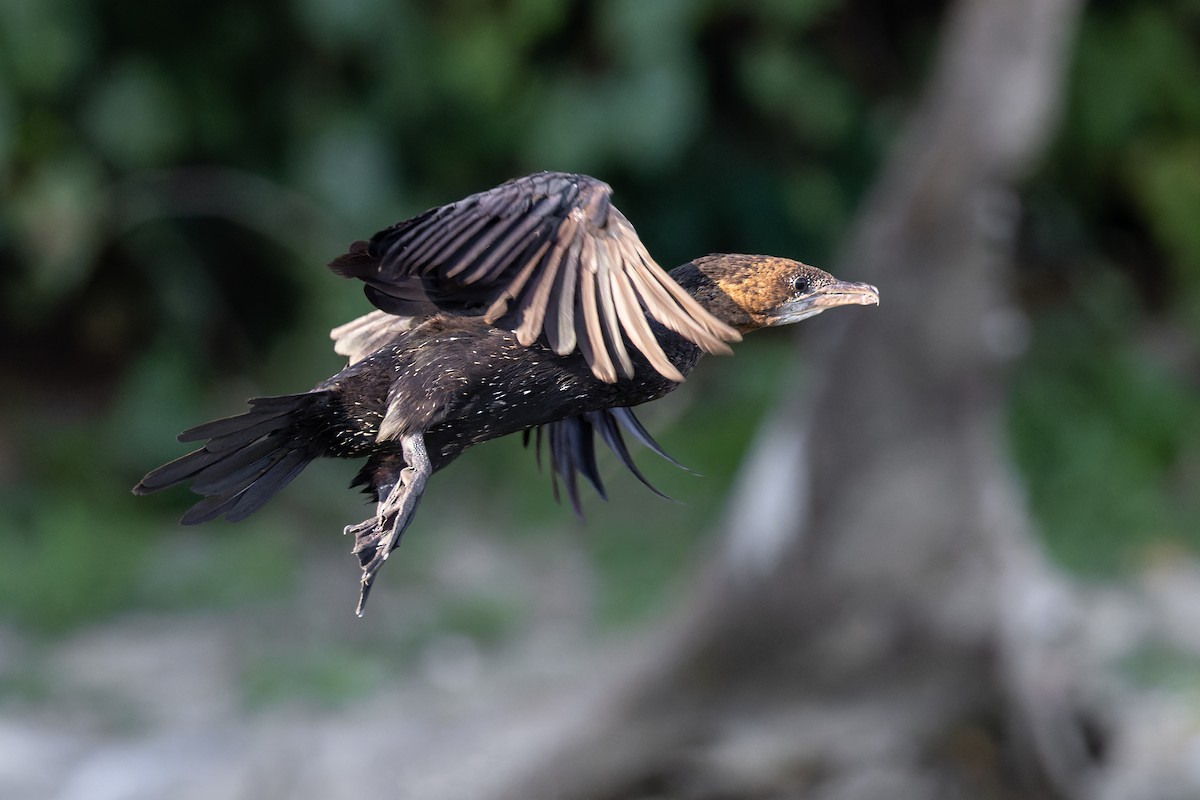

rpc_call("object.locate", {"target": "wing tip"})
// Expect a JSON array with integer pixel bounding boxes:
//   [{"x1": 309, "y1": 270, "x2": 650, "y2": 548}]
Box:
[{"x1": 328, "y1": 240, "x2": 374, "y2": 277}]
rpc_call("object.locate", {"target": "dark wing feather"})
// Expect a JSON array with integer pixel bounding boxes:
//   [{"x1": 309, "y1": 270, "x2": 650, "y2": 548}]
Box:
[
  {"x1": 527, "y1": 407, "x2": 687, "y2": 516},
  {"x1": 328, "y1": 172, "x2": 740, "y2": 383}
]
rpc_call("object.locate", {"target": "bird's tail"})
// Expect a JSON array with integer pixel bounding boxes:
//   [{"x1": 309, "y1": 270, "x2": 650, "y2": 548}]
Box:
[{"x1": 133, "y1": 392, "x2": 330, "y2": 525}]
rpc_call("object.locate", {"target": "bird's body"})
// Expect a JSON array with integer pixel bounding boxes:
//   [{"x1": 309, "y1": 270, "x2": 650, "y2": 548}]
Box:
[
  {"x1": 323, "y1": 312, "x2": 692, "y2": 467},
  {"x1": 135, "y1": 173, "x2": 877, "y2": 613}
]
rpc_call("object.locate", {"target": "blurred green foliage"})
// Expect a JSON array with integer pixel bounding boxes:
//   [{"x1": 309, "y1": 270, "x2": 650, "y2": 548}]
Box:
[
  {"x1": 1013, "y1": 0, "x2": 1200, "y2": 573},
  {"x1": 0, "y1": 0, "x2": 1198, "y2": 638}
]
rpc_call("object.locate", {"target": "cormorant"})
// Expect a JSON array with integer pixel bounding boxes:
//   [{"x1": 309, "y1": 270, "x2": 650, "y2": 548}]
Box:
[{"x1": 134, "y1": 172, "x2": 878, "y2": 614}]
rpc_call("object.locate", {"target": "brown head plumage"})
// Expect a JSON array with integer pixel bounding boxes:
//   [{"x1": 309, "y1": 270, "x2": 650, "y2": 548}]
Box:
[{"x1": 670, "y1": 254, "x2": 879, "y2": 332}]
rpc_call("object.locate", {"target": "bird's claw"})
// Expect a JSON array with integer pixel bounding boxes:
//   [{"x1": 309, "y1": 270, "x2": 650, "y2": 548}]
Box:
[
  {"x1": 349, "y1": 479, "x2": 420, "y2": 611},
  {"x1": 348, "y1": 524, "x2": 381, "y2": 556},
  {"x1": 356, "y1": 552, "x2": 386, "y2": 616},
  {"x1": 352, "y1": 432, "x2": 431, "y2": 616}
]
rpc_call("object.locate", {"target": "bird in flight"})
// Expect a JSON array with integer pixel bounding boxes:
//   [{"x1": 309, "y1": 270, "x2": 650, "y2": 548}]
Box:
[{"x1": 134, "y1": 172, "x2": 878, "y2": 614}]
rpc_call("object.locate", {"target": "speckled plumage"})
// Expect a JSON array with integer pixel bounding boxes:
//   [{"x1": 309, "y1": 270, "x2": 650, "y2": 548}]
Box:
[
  {"x1": 327, "y1": 315, "x2": 695, "y2": 464},
  {"x1": 134, "y1": 173, "x2": 878, "y2": 614}
]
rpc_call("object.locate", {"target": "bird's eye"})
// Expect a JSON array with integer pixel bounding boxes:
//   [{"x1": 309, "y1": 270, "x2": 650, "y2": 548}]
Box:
[{"x1": 792, "y1": 276, "x2": 812, "y2": 294}]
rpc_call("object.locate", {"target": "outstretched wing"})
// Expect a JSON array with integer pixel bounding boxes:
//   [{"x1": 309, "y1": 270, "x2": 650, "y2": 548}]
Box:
[{"x1": 328, "y1": 172, "x2": 739, "y2": 383}]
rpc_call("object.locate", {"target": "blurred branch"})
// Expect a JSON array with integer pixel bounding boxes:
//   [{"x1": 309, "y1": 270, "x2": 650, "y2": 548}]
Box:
[{"x1": 109, "y1": 166, "x2": 344, "y2": 259}]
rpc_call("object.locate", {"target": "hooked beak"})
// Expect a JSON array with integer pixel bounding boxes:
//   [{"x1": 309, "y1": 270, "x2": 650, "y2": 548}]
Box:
[{"x1": 767, "y1": 280, "x2": 880, "y2": 326}]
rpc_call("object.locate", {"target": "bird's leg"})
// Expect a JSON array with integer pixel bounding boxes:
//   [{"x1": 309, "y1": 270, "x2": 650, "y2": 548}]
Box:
[{"x1": 351, "y1": 432, "x2": 431, "y2": 616}]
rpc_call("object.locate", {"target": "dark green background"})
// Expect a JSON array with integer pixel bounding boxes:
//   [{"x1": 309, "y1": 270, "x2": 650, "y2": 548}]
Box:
[{"x1": 2, "y1": 0, "x2": 1198, "y2": 644}]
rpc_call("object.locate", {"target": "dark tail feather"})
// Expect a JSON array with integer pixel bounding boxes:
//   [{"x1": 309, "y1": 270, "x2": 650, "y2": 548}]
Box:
[{"x1": 134, "y1": 393, "x2": 327, "y2": 525}]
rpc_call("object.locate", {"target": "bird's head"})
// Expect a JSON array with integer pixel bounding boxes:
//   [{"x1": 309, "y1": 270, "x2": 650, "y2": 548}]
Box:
[{"x1": 670, "y1": 254, "x2": 879, "y2": 333}]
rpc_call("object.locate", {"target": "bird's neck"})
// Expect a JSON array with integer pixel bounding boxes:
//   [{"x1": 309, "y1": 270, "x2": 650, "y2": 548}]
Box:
[{"x1": 669, "y1": 259, "x2": 760, "y2": 333}]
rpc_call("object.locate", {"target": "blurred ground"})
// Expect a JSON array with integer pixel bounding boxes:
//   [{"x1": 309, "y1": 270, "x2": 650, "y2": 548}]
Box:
[
  {"x1": 0, "y1": 517, "x2": 606, "y2": 800},
  {"x1": 5, "y1": 537, "x2": 1200, "y2": 800}
]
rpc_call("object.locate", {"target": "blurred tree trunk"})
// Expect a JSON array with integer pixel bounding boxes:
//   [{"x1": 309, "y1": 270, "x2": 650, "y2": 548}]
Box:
[{"x1": 493, "y1": 0, "x2": 1095, "y2": 798}]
